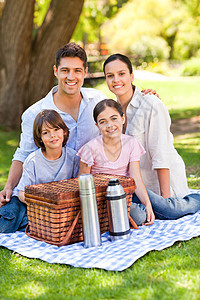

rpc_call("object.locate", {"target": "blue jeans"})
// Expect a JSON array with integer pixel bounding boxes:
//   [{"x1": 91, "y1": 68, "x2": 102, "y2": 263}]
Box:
[
  {"x1": 130, "y1": 189, "x2": 200, "y2": 226},
  {"x1": 0, "y1": 196, "x2": 28, "y2": 233}
]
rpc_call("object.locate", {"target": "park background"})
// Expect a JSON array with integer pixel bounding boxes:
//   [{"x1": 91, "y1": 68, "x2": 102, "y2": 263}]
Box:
[{"x1": 0, "y1": 0, "x2": 200, "y2": 299}]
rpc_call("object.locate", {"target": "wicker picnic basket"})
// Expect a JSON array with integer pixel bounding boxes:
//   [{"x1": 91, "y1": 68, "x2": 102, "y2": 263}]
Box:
[{"x1": 25, "y1": 174, "x2": 137, "y2": 246}]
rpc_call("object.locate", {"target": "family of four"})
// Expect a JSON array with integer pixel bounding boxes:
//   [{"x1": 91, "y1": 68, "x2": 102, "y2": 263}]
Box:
[{"x1": 0, "y1": 42, "x2": 200, "y2": 233}]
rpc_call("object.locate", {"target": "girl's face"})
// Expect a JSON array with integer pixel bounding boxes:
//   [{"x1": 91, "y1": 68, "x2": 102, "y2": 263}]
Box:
[
  {"x1": 104, "y1": 59, "x2": 134, "y2": 98},
  {"x1": 41, "y1": 123, "x2": 65, "y2": 151},
  {"x1": 96, "y1": 106, "x2": 125, "y2": 139}
]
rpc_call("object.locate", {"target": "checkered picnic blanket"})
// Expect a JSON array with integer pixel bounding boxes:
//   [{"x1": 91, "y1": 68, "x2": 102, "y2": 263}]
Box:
[{"x1": 1, "y1": 209, "x2": 200, "y2": 271}]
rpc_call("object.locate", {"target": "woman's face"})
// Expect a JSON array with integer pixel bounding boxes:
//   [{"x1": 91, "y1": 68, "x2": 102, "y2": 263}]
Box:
[{"x1": 104, "y1": 59, "x2": 134, "y2": 99}]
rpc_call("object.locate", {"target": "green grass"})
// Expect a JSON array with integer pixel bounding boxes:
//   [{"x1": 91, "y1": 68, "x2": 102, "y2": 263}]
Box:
[
  {"x1": 0, "y1": 76, "x2": 200, "y2": 299},
  {"x1": 0, "y1": 130, "x2": 20, "y2": 190},
  {"x1": 0, "y1": 237, "x2": 200, "y2": 299}
]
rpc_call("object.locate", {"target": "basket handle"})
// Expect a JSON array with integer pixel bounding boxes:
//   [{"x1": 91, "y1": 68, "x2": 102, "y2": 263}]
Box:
[
  {"x1": 58, "y1": 210, "x2": 81, "y2": 246},
  {"x1": 129, "y1": 215, "x2": 138, "y2": 229},
  {"x1": 25, "y1": 210, "x2": 81, "y2": 247},
  {"x1": 25, "y1": 224, "x2": 31, "y2": 236}
]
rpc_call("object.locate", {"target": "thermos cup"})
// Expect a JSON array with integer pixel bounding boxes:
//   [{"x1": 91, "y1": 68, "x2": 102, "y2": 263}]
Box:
[
  {"x1": 78, "y1": 174, "x2": 102, "y2": 248},
  {"x1": 106, "y1": 178, "x2": 130, "y2": 241}
]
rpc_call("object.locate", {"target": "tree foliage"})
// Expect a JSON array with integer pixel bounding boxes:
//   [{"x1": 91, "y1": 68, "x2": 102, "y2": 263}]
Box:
[
  {"x1": 101, "y1": 0, "x2": 200, "y2": 62},
  {"x1": 72, "y1": 0, "x2": 129, "y2": 44}
]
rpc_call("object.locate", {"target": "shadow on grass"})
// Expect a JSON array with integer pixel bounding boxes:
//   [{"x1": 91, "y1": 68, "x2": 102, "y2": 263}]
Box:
[
  {"x1": 169, "y1": 107, "x2": 200, "y2": 121},
  {"x1": 0, "y1": 236, "x2": 200, "y2": 299}
]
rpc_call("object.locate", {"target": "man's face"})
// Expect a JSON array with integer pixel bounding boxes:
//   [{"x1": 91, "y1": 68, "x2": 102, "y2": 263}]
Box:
[{"x1": 53, "y1": 57, "x2": 88, "y2": 96}]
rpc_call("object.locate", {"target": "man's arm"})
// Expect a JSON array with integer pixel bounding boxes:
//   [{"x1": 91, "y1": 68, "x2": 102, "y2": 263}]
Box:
[
  {"x1": 142, "y1": 89, "x2": 160, "y2": 99},
  {"x1": 18, "y1": 190, "x2": 26, "y2": 204},
  {"x1": 0, "y1": 161, "x2": 23, "y2": 205}
]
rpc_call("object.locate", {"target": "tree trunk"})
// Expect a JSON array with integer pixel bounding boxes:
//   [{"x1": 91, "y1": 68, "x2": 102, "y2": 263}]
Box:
[
  {"x1": 0, "y1": 0, "x2": 35, "y2": 129},
  {"x1": 0, "y1": 0, "x2": 84, "y2": 129}
]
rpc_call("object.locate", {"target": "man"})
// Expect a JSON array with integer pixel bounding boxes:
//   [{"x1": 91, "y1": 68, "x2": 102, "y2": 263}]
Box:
[{"x1": 0, "y1": 43, "x2": 107, "y2": 232}]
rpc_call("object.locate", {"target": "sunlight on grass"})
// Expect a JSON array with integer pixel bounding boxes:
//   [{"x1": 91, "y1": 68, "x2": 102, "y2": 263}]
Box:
[
  {"x1": 6, "y1": 139, "x2": 19, "y2": 147},
  {"x1": 8, "y1": 282, "x2": 46, "y2": 298}
]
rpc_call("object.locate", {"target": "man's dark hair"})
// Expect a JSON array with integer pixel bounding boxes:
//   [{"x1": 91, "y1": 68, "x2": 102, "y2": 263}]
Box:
[{"x1": 55, "y1": 42, "x2": 87, "y2": 69}]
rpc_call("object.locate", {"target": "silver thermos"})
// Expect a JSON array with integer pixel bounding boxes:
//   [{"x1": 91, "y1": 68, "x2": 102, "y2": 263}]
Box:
[
  {"x1": 78, "y1": 174, "x2": 102, "y2": 248},
  {"x1": 106, "y1": 178, "x2": 130, "y2": 241}
]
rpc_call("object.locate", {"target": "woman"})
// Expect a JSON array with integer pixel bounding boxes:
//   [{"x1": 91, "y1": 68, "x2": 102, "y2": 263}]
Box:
[
  {"x1": 103, "y1": 54, "x2": 189, "y2": 199},
  {"x1": 103, "y1": 54, "x2": 200, "y2": 224}
]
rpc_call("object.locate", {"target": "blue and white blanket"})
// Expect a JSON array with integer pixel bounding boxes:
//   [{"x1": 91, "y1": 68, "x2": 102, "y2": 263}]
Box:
[{"x1": 0, "y1": 209, "x2": 200, "y2": 271}]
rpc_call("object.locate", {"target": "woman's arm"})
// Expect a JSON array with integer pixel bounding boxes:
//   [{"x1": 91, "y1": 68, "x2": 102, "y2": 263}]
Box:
[
  {"x1": 129, "y1": 161, "x2": 155, "y2": 226},
  {"x1": 18, "y1": 190, "x2": 27, "y2": 204},
  {"x1": 147, "y1": 98, "x2": 175, "y2": 197},
  {"x1": 156, "y1": 168, "x2": 170, "y2": 198},
  {"x1": 78, "y1": 161, "x2": 92, "y2": 176}
]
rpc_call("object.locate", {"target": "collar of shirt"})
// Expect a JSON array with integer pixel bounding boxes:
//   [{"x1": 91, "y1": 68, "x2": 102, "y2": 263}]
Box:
[
  {"x1": 41, "y1": 85, "x2": 92, "y2": 121},
  {"x1": 128, "y1": 86, "x2": 143, "y2": 109}
]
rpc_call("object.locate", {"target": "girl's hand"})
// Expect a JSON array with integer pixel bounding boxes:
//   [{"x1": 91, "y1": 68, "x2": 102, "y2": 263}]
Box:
[
  {"x1": 144, "y1": 205, "x2": 155, "y2": 226},
  {"x1": 78, "y1": 161, "x2": 91, "y2": 176}
]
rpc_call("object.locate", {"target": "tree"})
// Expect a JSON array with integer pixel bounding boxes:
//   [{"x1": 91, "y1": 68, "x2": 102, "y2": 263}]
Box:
[
  {"x1": 0, "y1": 0, "x2": 84, "y2": 129},
  {"x1": 72, "y1": 0, "x2": 129, "y2": 45},
  {"x1": 102, "y1": 0, "x2": 200, "y2": 62}
]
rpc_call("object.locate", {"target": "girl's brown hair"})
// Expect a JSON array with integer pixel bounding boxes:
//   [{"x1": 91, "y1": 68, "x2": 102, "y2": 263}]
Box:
[
  {"x1": 33, "y1": 110, "x2": 69, "y2": 151},
  {"x1": 93, "y1": 99, "x2": 123, "y2": 123}
]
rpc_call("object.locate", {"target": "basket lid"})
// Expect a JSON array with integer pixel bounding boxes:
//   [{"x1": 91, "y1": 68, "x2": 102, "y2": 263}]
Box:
[{"x1": 25, "y1": 174, "x2": 135, "y2": 202}]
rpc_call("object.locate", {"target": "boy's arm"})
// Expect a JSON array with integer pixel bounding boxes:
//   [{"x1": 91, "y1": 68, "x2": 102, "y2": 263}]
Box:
[
  {"x1": 0, "y1": 161, "x2": 23, "y2": 205},
  {"x1": 78, "y1": 161, "x2": 91, "y2": 176}
]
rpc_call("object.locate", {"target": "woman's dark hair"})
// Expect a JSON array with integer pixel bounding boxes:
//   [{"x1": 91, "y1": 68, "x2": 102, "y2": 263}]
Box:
[
  {"x1": 93, "y1": 99, "x2": 123, "y2": 123},
  {"x1": 103, "y1": 53, "x2": 133, "y2": 74},
  {"x1": 33, "y1": 110, "x2": 69, "y2": 151}
]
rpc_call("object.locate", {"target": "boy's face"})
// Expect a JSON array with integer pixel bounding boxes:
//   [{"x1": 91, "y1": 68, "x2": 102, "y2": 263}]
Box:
[
  {"x1": 41, "y1": 123, "x2": 65, "y2": 152},
  {"x1": 53, "y1": 57, "x2": 88, "y2": 97}
]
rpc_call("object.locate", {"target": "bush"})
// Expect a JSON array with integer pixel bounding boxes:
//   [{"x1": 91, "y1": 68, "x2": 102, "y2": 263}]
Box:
[
  {"x1": 181, "y1": 58, "x2": 200, "y2": 76},
  {"x1": 128, "y1": 35, "x2": 170, "y2": 65}
]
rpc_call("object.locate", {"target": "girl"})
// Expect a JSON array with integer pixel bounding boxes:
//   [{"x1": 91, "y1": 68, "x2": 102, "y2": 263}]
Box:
[
  {"x1": 78, "y1": 99, "x2": 155, "y2": 226},
  {"x1": 0, "y1": 110, "x2": 80, "y2": 232},
  {"x1": 78, "y1": 100, "x2": 200, "y2": 226},
  {"x1": 103, "y1": 53, "x2": 189, "y2": 199}
]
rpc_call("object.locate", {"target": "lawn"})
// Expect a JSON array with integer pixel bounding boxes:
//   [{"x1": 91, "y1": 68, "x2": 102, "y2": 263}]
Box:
[{"x1": 0, "y1": 76, "x2": 200, "y2": 299}]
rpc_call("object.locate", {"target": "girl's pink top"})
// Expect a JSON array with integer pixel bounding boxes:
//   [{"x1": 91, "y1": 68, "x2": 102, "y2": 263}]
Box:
[{"x1": 77, "y1": 134, "x2": 145, "y2": 176}]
